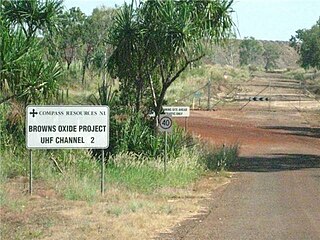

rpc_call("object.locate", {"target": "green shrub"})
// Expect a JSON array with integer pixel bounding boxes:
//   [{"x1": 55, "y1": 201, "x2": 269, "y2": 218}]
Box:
[{"x1": 109, "y1": 112, "x2": 189, "y2": 159}]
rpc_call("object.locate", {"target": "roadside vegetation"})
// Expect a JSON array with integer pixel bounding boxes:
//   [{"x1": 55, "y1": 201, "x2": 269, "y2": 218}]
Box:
[
  {"x1": 1, "y1": 101, "x2": 239, "y2": 238},
  {"x1": 0, "y1": 0, "x2": 238, "y2": 192},
  {"x1": 1, "y1": 0, "x2": 319, "y2": 239},
  {"x1": 0, "y1": 1, "x2": 238, "y2": 239}
]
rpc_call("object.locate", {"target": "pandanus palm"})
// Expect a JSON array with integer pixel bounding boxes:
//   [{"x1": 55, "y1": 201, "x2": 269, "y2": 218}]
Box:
[
  {"x1": 0, "y1": 0, "x2": 63, "y2": 105},
  {"x1": 0, "y1": 22, "x2": 62, "y2": 105},
  {"x1": 2, "y1": 0, "x2": 63, "y2": 39},
  {"x1": 107, "y1": 0, "x2": 235, "y2": 122}
]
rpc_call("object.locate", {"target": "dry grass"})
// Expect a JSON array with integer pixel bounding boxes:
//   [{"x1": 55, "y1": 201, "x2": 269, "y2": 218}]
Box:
[
  {"x1": 166, "y1": 64, "x2": 250, "y2": 107},
  {"x1": 0, "y1": 173, "x2": 231, "y2": 240}
]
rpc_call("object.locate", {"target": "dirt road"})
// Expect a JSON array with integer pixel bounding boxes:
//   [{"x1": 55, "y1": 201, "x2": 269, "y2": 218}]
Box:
[
  {"x1": 160, "y1": 110, "x2": 320, "y2": 240},
  {"x1": 159, "y1": 72, "x2": 320, "y2": 239}
]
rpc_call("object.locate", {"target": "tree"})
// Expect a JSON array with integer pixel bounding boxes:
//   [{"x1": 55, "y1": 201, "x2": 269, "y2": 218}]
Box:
[
  {"x1": 107, "y1": 0, "x2": 234, "y2": 120},
  {"x1": 58, "y1": 7, "x2": 86, "y2": 70},
  {"x1": 89, "y1": 7, "x2": 114, "y2": 81},
  {"x1": 262, "y1": 43, "x2": 280, "y2": 71},
  {"x1": 290, "y1": 18, "x2": 320, "y2": 70},
  {"x1": 80, "y1": 7, "x2": 114, "y2": 86},
  {"x1": 239, "y1": 37, "x2": 263, "y2": 66},
  {"x1": 222, "y1": 33, "x2": 239, "y2": 67}
]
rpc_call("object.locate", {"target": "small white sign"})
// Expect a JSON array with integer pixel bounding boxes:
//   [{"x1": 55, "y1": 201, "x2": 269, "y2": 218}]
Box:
[
  {"x1": 163, "y1": 106, "x2": 190, "y2": 118},
  {"x1": 26, "y1": 105, "x2": 109, "y2": 149},
  {"x1": 158, "y1": 115, "x2": 173, "y2": 133}
]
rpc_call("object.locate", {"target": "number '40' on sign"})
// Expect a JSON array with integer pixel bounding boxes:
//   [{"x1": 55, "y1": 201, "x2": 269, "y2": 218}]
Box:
[{"x1": 158, "y1": 115, "x2": 172, "y2": 133}]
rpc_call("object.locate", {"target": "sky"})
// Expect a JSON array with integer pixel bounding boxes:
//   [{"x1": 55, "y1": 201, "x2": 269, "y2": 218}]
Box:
[{"x1": 63, "y1": 0, "x2": 320, "y2": 41}]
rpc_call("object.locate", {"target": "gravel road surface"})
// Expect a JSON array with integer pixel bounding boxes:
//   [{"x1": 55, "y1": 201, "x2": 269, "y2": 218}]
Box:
[{"x1": 159, "y1": 109, "x2": 320, "y2": 240}]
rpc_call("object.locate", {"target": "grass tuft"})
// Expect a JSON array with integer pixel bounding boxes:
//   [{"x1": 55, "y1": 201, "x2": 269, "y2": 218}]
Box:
[{"x1": 200, "y1": 143, "x2": 239, "y2": 171}]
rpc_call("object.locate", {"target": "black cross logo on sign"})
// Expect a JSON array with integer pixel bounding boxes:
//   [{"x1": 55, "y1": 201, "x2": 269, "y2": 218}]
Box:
[{"x1": 29, "y1": 109, "x2": 38, "y2": 118}]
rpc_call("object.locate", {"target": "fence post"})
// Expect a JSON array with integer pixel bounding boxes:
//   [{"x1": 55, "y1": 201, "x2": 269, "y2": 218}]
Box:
[
  {"x1": 269, "y1": 79, "x2": 271, "y2": 112},
  {"x1": 207, "y1": 79, "x2": 211, "y2": 110}
]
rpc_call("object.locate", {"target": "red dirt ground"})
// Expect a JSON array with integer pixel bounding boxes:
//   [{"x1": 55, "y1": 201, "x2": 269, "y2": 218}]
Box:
[{"x1": 178, "y1": 110, "x2": 320, "y2": 157}]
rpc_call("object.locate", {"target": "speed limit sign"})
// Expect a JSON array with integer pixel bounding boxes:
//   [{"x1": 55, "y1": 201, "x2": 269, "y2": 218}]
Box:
[{"x1": 158, "y1": 115, "x2": 173, "y2": 133}]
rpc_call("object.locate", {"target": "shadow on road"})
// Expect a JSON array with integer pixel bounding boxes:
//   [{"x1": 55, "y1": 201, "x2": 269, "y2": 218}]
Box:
[
  {"x1": 260, "y1": 126, "x2": 320, "y2": 139},
  {"x1": 234, "y1": 154, "x2": 320, "y2": 172}
]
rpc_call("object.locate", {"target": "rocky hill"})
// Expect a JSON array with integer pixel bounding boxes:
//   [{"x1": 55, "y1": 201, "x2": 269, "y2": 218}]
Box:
[{"x1": 204, "y1": 40, "x2": 299, "y2": 69}]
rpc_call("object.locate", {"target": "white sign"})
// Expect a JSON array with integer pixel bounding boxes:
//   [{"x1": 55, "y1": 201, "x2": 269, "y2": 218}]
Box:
[
  {"x1": 163, "y1": 106, "x2": 190, "y2": 117},
  {"x1": 26, "y1": 105, "x2": 109, "y2": 149},
  {"x1": 158, "y1": 115, "x2": 173, "y2": 133}
]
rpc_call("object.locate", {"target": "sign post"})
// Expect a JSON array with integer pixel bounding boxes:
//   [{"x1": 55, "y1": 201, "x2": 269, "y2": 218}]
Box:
[
  {"x1": 29, "y1": 150, "x2": 33, "y2": 195},
  {"x1": 165, "y1": 131, "x2": 168, "y2": 172},
  {"x1": 101, "y1": 149, "x2": 105, "y2": 195},
  {"x1": 158, "y1": 115, "x2": 173, "y2": 173},
  {"x1": 26, "y1": 105, "x2": 109, "y2": 195}
]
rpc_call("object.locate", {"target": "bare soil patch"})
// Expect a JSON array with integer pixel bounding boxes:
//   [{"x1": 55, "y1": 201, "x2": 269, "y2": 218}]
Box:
[{"x1": 182, "y1": 110, "x2": 320, "y2": 157}]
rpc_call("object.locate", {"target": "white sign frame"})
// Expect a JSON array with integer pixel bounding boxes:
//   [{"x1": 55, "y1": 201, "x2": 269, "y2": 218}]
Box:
[
  {"x1": 158, "y1": 114, "x2": 173, "y2": 133},
  {"x1": 26, "y1": 105, "x2": 109, "y2": 149}
]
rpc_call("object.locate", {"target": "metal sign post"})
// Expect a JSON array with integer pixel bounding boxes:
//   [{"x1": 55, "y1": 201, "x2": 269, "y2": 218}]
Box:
[
  {"x1": 164, "y1": 131, "x2": 167, "y2": 173},
  {"x1": 29, "y1": 150, "x2": 33, "y2": 195},
  {"x1": 101, "y1": 149, "x2": 105, "y2": 195},
  {"x1": 158, "y1": 115, "x2": 173, "y2": 173}
]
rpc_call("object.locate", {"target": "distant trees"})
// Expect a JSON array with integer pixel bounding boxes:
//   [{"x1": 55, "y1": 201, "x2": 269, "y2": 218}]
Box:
[
  {"x1": 222, "y1": 33, "x2": 239, "y2": 67},
  {"x1": 89, "y1": 7, "x2": 114, "y2": 77},
  {"x1": 239, "y1": 37, "x2": 263, "y2": 66},
  {"x1": 238, "y1": 37, "x2": 281, "y2": 71},
  {"x1": 263, "y1": 43, "x2": 280, "y2": 71},
  {"x1": 80, "y1": 7, "x2": 114, "y2": 86},
  {"x1": 290, "y1": 18, "x2": 320, "y2": 70},
  {"x1": 107, "y1": 0, "x2": 235, "y2": 119},
  {"x1": 58, "y1": 7, "x2": 86, "y2": 70}
]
